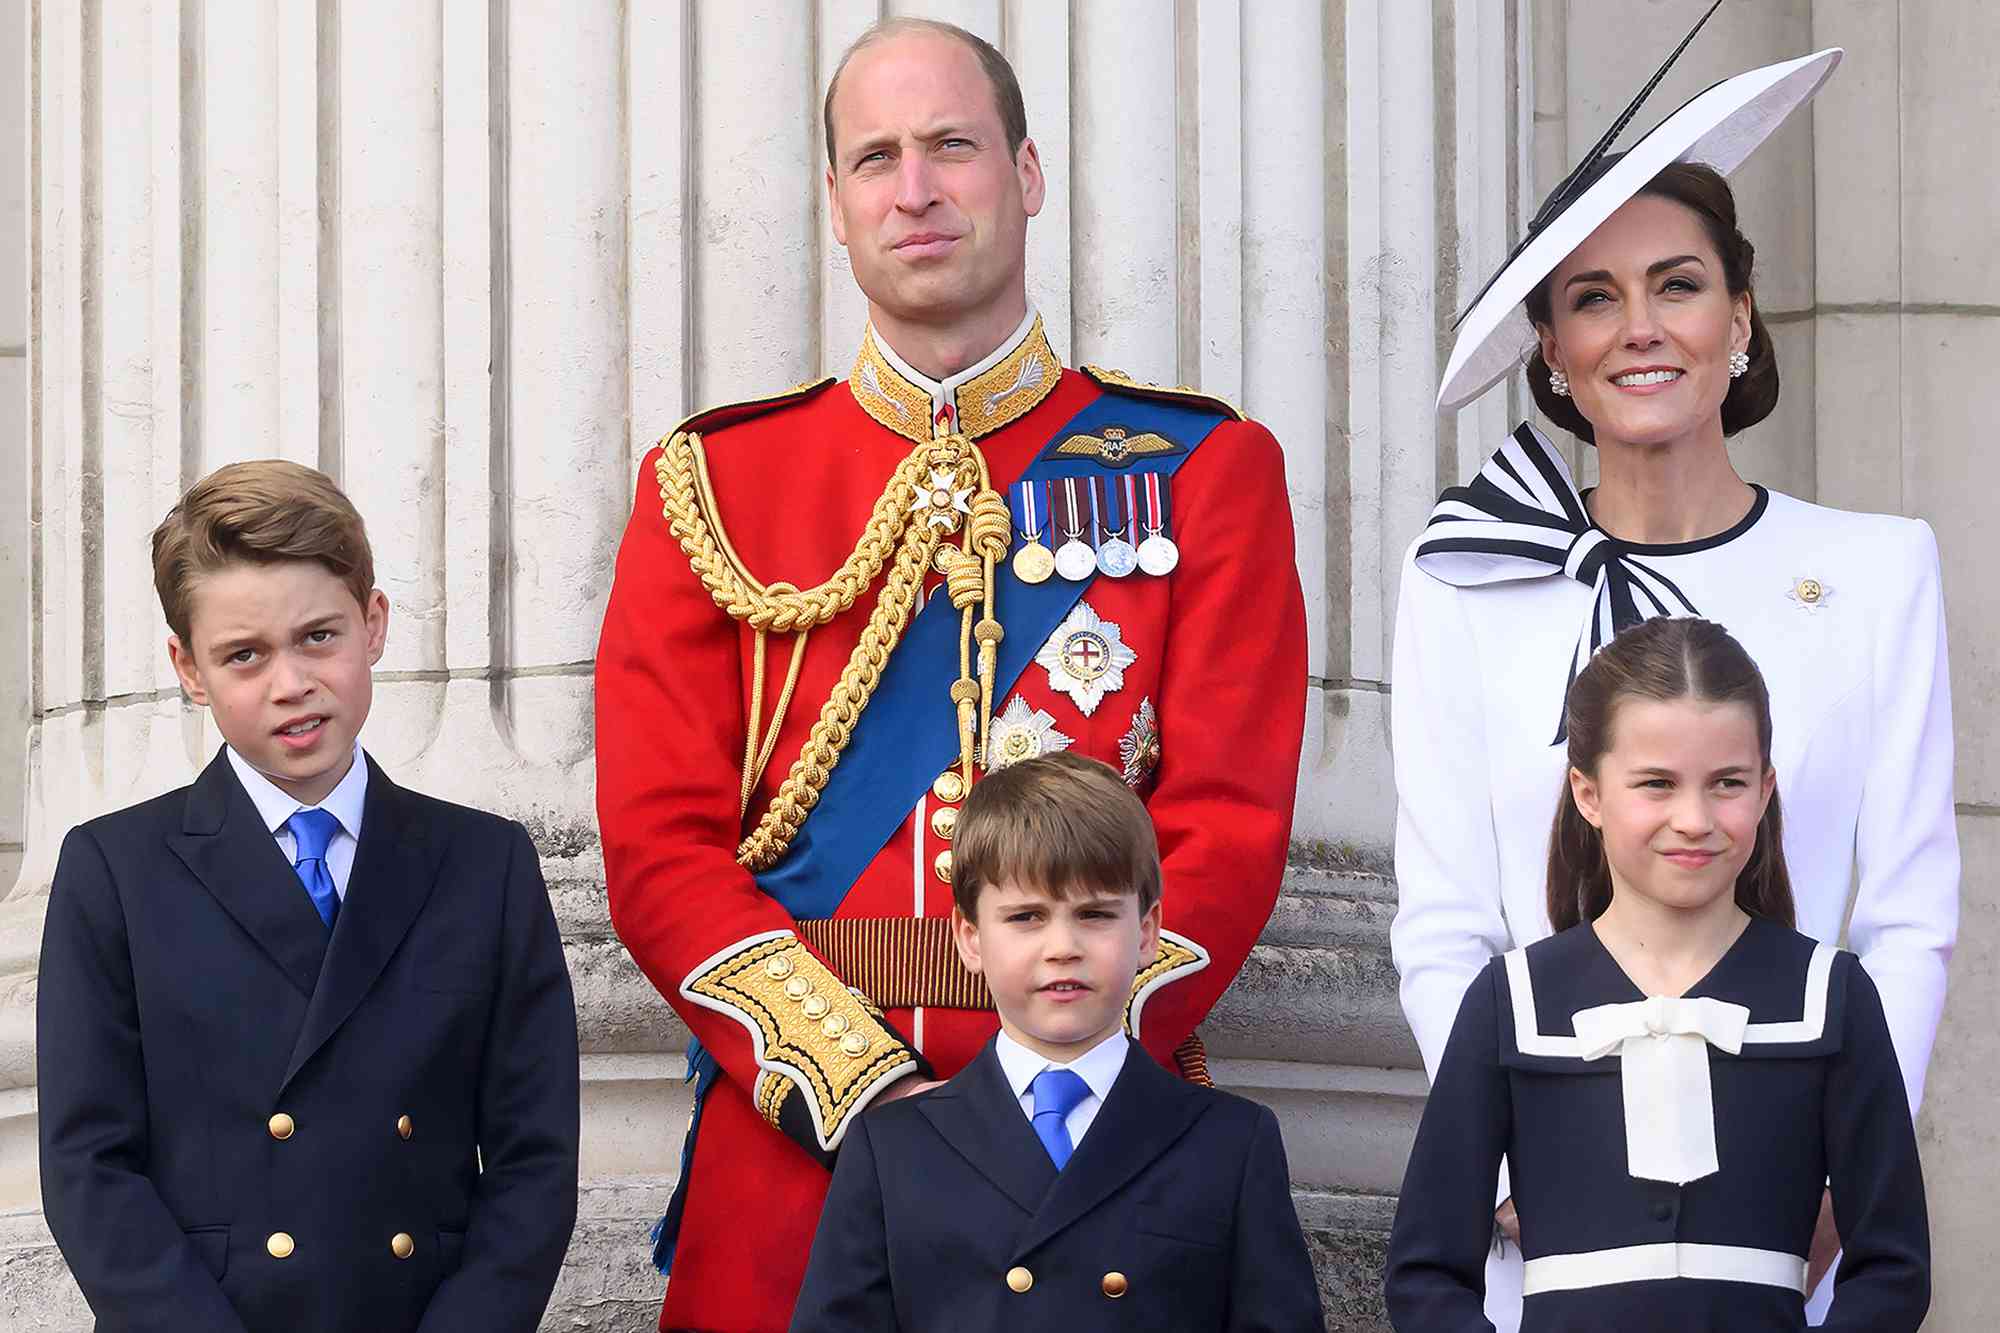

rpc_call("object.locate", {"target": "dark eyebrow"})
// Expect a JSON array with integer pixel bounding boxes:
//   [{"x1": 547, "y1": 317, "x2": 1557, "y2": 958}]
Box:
[
  {"x1": 298, "y1": 614, "x2": 344, "y2": 634},
  {"x1": 1564, "y1": 254, "x2": 1707, "y2": 290}
]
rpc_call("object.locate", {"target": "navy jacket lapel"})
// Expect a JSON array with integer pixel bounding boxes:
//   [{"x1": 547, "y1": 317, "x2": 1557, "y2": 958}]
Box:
[
  {"x1": 1011, "y1": 1045, "x2": 1211, "y2": 1260},
  {"x1": 917, "y1": 1040, "x2": 1059, "y2": 1217},
  {"x1": 282, "y1": 756, "x2": 442, "y2": 1088},
  {"x1": 167, "y1": 750, "x2": 329, "y2": 998}
]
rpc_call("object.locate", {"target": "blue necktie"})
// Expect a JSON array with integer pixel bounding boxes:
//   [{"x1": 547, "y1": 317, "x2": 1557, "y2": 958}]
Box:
[
  {"x1": 285, "y1": 808, "x2": 342, "y2": 931},
  {"x1": 1029, "y1": 1068, "x2": 1093, "y2": 1170}
]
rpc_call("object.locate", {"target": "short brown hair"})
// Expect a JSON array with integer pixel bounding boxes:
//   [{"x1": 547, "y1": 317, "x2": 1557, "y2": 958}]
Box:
[
  {"x1": 1547, "y1": 617, "x2": 1794, "y2": 933},
  {"x1": 952, "y1": 752, "x2": 1161, "y2": 918},
  {"x1": 1526, "y1": 159, "x2": 1780, "y2": 443},
  {"x1": 151, "y1": 460, "x2": 375, "y2": 642},
  {"x1": 822, "y1": 18, "x2": 1029, "y2": 172}
]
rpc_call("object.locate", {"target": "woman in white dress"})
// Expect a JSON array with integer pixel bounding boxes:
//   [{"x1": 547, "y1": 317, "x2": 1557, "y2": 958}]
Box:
[{"x1": 1389, "y1": 23, "x2": 1958, "y2": 1333}]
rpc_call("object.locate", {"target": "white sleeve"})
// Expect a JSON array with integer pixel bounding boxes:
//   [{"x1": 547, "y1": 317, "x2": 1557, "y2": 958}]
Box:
[
  {"x1": 1389, "y1": 543, "x2": 1514, "y2": 1082},
  {"x1": 1847, "y1": 518, "x2": 1959, "y2": 1113}
]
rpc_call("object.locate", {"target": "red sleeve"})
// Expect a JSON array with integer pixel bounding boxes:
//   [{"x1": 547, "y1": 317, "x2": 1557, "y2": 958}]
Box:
[
  {"x1": 1131, "y1": 417, "x2": 1308, "y2": 1064},
  {"x1": 594, "y1": 448, "x2": 918, "y2": 1159}
]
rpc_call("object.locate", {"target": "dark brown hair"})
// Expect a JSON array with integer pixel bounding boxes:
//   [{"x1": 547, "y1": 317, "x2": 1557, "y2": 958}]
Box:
[
  {"x1": 1546, "y1": 617, "x2": 1794, "y2": 932},
  {"x1": 151, "y1": 460, "x2": 375, "y2": 642},
  {"x1": 823, "y1": 18, "x2": 1029, "y2": 172},
  {"x1": 953, "y1": 751, "x2": 1161, "y2": 918},
  {"x1": 1526, "y1": 159, "x2": 1780, "y2": 444}
]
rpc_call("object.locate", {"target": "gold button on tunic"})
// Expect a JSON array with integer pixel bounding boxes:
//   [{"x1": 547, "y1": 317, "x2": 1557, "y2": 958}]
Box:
[
  {"x1": 391, "y1": 1233, "x2": 415, "y2": 1260},
  {"x1": 1006, "y1": 1265, "x2": 1033, "y2": 1293},
  {"x1": 266, "y1": 1232, "x2": 295, "y2": 1260},
  {"x1": 267, "y1": 1113, "x2": 295, "y2": 1141}
]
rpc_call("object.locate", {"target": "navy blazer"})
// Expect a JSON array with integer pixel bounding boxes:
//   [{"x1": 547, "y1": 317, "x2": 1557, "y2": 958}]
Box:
[
  {"x1": 36, "y1": 749, "x2": 580, "y2": 1333},
  {"x1": 1385, "y1": 918, "x2": 1928, "y2": 1333},
  {"x1": 790, "y1": 1036, "x2": 1324, "y2": 1332}
]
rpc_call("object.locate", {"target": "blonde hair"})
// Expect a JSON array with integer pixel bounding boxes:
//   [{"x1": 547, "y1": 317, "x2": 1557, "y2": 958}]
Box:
[
  {"x1": 953, "y1": 751, "x2": 1161, "y2": 916},
  {"x1": 150, "y1": 460, "x2": 375, "y2": 641}
]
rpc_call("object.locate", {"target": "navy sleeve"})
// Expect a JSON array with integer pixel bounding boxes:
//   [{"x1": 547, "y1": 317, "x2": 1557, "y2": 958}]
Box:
[
  {"x1": 1821, "y1": 957, "x2": 1930, "y2": 1332},
  {"x1": 36, "y1": 827, "x2": 254, "y2": 1332},
  {"x1": 416, "y1": 822, "x2": 581, "y2": 1332},
  {"x1": 1223, "y1": 1104, "x2": 1326, "y2": 1331},
  {"x1": 790, "y1": 1112, "x2": 897, "y2": 1332},
  {"x1": 1384, "y1": 958, "x2": 1507, "y2": 1333}
]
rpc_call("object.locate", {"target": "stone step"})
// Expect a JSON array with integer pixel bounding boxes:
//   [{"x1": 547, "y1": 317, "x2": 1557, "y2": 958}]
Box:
[{"x1": 0, "y1": 1184, "x2": 1395, "y2": 1333}]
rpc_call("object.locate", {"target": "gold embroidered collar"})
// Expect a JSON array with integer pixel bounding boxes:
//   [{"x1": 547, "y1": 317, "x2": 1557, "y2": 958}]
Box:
[{"x1": 849, "y1": 310, "x2": 1062, "y2": 443}]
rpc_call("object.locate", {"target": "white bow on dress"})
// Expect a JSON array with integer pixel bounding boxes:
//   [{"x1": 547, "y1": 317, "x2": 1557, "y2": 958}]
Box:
[{"x1": 1572, "y1": 994, "x2": 1751, "y2": 1185}]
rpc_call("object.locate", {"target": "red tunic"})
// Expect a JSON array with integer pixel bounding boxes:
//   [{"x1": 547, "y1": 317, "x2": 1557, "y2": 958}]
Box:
[{"x1": 595, "y1": 332, "x2": 1306, "y2": 1332}]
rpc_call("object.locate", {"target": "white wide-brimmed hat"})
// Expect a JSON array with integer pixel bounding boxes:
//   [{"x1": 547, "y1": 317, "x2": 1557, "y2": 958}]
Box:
[{"x1": 1437, "y1": 4, "x2": 1842, "y2": 413}]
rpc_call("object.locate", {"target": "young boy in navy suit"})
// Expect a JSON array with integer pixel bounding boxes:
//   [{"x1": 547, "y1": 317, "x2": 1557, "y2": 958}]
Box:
[
  {"x1": 791, "y1": 751, "x2": 1323, "y2": 1331},
  {"x1": 36, "y1": 461, "x2": 580, "y2": 1333}
]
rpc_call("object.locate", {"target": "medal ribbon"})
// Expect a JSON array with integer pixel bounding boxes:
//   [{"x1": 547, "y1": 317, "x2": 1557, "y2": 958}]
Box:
[
  {"x1": 1143, "y1": 471, "x2": 1172, "y2": 538},
  {"x1": 1015, "y1": 479, "x2": 1043, "y2": 542},
  {"x1": 1102, "y1": 473, "x2": 1129, "y2": 539},
  {"x1": 1122, "y1": 474, "x2": 1139, "y2": 540},
  {"x1": 1059, "y1": 478, "x2": 1086, "y2": 542},
  {"x1": 1087, "y1": 476, "x2": 1105, "y2": 546}
]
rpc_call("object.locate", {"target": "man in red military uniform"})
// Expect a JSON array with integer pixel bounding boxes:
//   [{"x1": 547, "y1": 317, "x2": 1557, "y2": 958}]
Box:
[{"x1": 595, "y1": 17, "x2": 1306, "y2": 1332}]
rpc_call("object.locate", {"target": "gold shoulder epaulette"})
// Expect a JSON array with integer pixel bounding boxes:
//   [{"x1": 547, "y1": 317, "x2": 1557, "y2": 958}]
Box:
[
  {"x1": 667, "y1": 374, "x2": 839, "y2": 442},
  {"x1": 1081, "y1": 364, "x2": 1246, "y2": 422}
]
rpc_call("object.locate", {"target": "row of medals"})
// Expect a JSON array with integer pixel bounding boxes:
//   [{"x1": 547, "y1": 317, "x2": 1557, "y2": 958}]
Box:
[{"x1": 1011, "y1": 475, "x2": 1180, "y2": 585}]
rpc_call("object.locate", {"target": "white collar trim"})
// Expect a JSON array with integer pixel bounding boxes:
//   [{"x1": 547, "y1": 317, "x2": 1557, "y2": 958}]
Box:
[{"x1": 1505, "y1": 940, "x2": 1835, "y2": 1058}]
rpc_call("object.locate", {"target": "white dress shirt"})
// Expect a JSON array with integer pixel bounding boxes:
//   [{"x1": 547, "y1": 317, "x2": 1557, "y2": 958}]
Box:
[
  {"x1": 226, "y1": 742, "x2": 370, "y2": 901},
  {"x1": 993, "y1": 1028, "x2": 1129, "y2": 1152}
]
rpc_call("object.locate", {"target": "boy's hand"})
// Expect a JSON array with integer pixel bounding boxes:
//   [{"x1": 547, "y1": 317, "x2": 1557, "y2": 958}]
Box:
[
  {"x1": 1805, "y1": 1188, "x2": 1840, "y2": 1292},
  {"x1": 877, "y1": 1075, "x2": 944, "y2": 1103},
  {"x1": 1494, "y1": 1197, "x2": 1520, "y2": 1244}
]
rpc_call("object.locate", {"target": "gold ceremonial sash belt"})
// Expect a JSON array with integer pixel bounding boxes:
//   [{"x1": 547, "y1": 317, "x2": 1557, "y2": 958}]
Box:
[{"x1": 796, "y1": 917, "x2": 994, "y2": 1010}]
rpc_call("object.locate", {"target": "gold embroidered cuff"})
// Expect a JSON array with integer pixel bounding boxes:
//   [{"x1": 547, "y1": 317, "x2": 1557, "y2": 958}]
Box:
[
  {"x1": 680, "y1": 931, "x2": 919, "y2": 1153},
  {"x1": 1124, "y1": 929, "x2": 1213, "y2": 1042}
]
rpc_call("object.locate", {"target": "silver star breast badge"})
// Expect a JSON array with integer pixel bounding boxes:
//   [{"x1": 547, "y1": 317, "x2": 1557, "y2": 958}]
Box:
[
  {"x1": 984, "y1": 695, "x2": 1074, "y2": 771},
  {"x1": 1118, "y1": 697, "x2": 1161, "y2": 788},
  {"x1": 1035, "y1": 601, "x2": 1139, "y2": 717},
  {"x1": 1786, "y1": 575, "x2": 1833, "y2": 612}
]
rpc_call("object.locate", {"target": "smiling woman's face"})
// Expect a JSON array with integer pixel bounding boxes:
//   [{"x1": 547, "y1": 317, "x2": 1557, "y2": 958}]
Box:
[{"x1": 1536, "y1": 193, "x2": 1752, "y2": 452}]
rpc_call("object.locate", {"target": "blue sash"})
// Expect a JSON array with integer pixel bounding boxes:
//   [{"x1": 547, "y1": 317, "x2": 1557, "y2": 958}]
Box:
[{"x1": 653, "y1": 390, "x2": 1228, "y2": 1272}]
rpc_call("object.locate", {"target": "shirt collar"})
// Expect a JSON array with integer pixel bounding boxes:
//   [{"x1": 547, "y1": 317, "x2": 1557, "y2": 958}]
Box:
[
  {"x1": 994, "y1": 1027, "x2": 1130, "y2": 1105},
  {"x1": 849, "y1": 306, "x2": 1063, "y2": 443},
  {"x1": 226, "y1": 741, "x2": 370, "y2": 841}
]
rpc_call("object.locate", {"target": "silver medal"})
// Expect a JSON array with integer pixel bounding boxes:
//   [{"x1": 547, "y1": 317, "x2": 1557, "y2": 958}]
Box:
[
  {"x1": 1097, "y1": 537, "x2": 1139, "y2": 578},
  {"x1": 1055, "y1": 540, "x2": 1098, "y2": 581},
  {"x1": 1137, "y1": 534, "x2": 1180, "y2": 576}
]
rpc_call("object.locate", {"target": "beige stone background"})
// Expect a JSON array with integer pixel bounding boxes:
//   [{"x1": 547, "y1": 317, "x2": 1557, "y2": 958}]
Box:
[{"x1": 0, "y1": 2, "x2": 1991, "y2": 1329}]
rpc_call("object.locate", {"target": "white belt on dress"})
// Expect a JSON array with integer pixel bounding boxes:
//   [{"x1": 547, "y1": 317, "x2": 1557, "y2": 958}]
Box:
[{"x1": 1521, "y1": 1242, "x2": 1807, "y2": 1297}]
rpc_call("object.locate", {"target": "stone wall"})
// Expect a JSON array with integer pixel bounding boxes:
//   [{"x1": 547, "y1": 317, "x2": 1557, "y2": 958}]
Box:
[{"x1": 2, "y1": 2, "x2": 1993, "y2": 1330}]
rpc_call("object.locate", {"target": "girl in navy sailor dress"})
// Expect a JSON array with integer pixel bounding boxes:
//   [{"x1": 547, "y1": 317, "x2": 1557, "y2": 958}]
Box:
[{"x1": 1384, "y1": 618, "x2": 1928, "y2": 1333}]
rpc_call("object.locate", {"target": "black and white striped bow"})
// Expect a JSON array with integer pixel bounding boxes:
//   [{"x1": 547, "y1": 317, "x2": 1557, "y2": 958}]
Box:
[{"x1": 1414, "y1": 423, "x2": 1699, "y2": 744}]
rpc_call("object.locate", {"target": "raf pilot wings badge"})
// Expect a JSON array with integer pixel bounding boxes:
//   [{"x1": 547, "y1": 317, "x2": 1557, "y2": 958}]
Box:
[{"x1": 1051, "y1": 424, "x2": 1186, "y2": 468}]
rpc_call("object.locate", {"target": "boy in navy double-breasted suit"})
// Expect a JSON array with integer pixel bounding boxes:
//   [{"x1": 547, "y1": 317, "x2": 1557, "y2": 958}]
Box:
[
  {"x1": 36, "y1": 461, "x2": 580, "y2": 1333},
  {"x1": 790, "y1": 752, "x2": 1323, "y2": 1331}
]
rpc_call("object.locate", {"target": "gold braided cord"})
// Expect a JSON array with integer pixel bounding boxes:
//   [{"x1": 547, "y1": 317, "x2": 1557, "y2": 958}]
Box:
[
  {"x1": 662, "y1": 429, "x2": 931, "y2": 633},
  {"x1": 657, "y1": 427, "x2": 998, "y2": 871}
]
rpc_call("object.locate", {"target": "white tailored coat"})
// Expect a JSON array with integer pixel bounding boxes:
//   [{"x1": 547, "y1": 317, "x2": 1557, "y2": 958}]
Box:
[{"x1": 1388, "y1": 427, "x2": 1959, "y2": 1331}]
